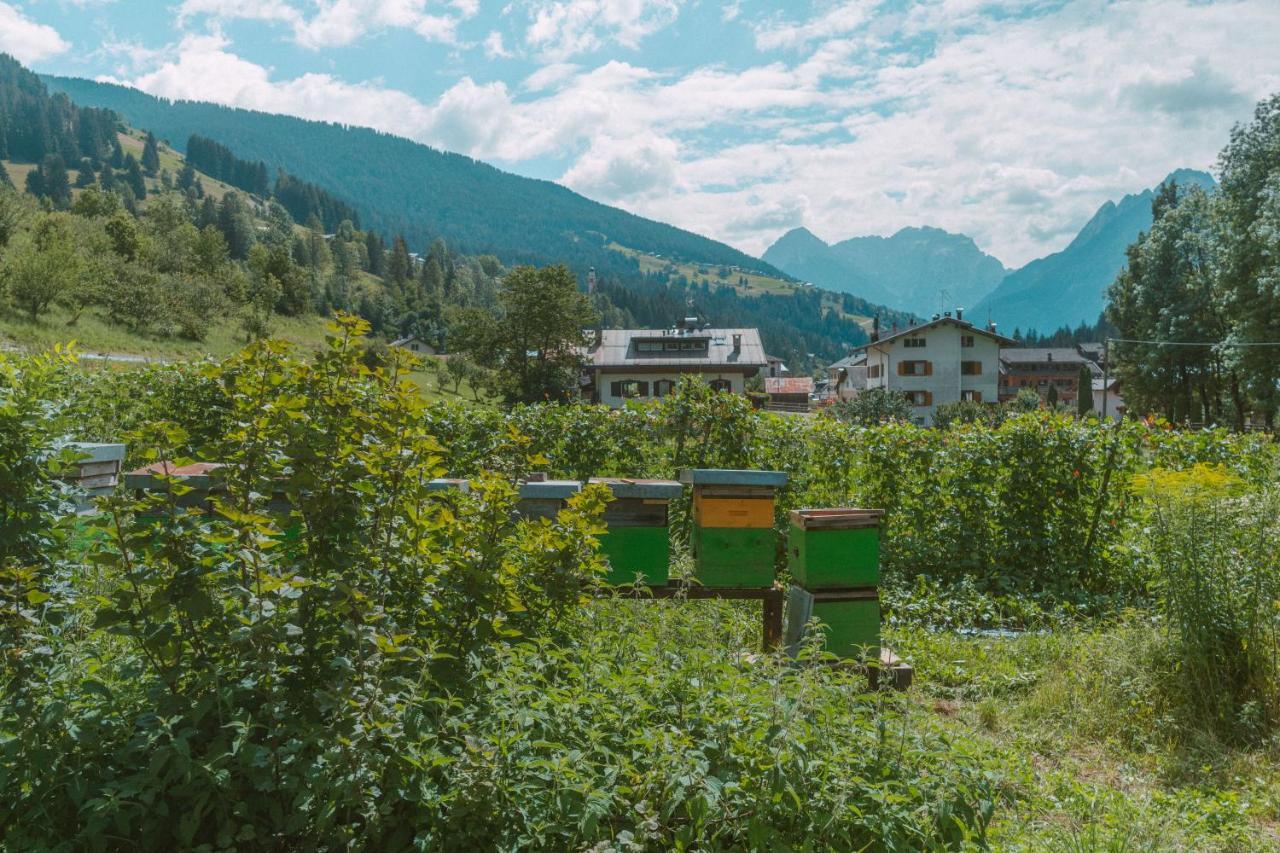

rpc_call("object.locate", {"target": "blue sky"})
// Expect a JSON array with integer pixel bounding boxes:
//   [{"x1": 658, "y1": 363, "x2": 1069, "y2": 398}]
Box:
[{"x1": 3, "y1": 0, "x2": 1278, "y2": 266}]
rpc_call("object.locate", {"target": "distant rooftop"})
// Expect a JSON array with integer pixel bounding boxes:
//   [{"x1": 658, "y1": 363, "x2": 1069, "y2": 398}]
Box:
[
  {"x1": 584, "y1": 327, "x2": 766, "y2": 370},
  {"x1": 765, "y1": 376, "x2": 814, "y2": 395}
]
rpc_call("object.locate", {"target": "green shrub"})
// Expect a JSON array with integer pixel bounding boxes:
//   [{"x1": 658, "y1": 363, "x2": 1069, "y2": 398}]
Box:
[{"x1": 1132, "y1": 464, "x2": 1280, "y2": 742}]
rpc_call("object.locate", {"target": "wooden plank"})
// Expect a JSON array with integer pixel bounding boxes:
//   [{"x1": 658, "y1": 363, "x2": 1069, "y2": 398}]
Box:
[
  {"x1": 590, "y1": 478, "x2": 683, "y2": 500},
  {"x1": 76, "y1": 460, "x2": 122, "y2": 478},
  {"x1": 76, "y1": 473, "x2": 118, "y2": 490},
  {"x1": 679, "y1": 468, "x2": 787, "y2": 488},
  {"x1": 694, "y1": 485, "x2": 777, "y2": 498},
  {"x1": 693, "y1": 496, "x2": 774, "y2": 528}
]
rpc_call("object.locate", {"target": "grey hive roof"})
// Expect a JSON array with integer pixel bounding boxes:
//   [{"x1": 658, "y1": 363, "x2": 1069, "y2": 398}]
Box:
[{"x1": 584, "y1": 328, "x2": 767, "y2": 369}]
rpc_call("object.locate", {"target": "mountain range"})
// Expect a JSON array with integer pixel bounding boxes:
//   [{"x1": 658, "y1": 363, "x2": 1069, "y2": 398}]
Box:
[
  {"x1": 763, "y1": 226, "x2": 1007, "y2": 318},
  {"x1": 764, "y1": 169, "x2": 1217, "y2": 335}
]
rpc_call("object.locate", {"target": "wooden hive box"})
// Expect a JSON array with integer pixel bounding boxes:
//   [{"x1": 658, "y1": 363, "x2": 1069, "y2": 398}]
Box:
[
  {"x1": 679, "y1": 469, "x2": 787, "y2": 587},
  {"x1": 788, "y1": 508, "x2": 884, "y2": 589},
  {"x1": 515, "y1": 480, "x2": 581, "y2": 521},
  {"x1": 124, "y1": 461, "x2": 226, "y2": 511},
  {"x1": 65, "y1": 443, "x2": 126, "y2": 511},
  {"x1": 590, "y1": 478, "x2": 682, "y2": 586},
  {"x1": 785, "y1": 586, "x2": 880, "y2": 660}
]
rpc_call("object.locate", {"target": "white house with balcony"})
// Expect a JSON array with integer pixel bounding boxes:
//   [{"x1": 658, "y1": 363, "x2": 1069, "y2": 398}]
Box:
[
  {"x1": 580, "y1": 320, "x2": 767, "y2": 408},
  {"x1": 863, "y1": 312, "x2": 1015, "y2": 426}
]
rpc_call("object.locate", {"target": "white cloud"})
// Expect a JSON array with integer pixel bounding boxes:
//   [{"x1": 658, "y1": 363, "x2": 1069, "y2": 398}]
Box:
[
  {"x1": 111, "y1": 0, "x2": 1280, "y2": 268},
  {"x1": 483, "y1": 30, "x2": 512, "y2": 58},
  {"x1": 753, "y1": 1, "x2": 878, "y2": 51},
  {"x1": 522, "y1": 0, "x2": 685, "y2": 60},
  {"x1": 113, "y1": 32, "x2": 432, "y2": 135},
  {"x1": 561, "y1": 132, "x2": 682, "y2": 199},
  {"x1": 175, "y1": 0, "x2": 475, "y2": 48},
  {"x1": 0, "y1": 2, "x2": 70, "y2": 62}
]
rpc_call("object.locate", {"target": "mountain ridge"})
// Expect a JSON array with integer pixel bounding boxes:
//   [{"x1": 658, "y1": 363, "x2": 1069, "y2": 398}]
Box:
[
  {"x1": 763, "y1": 224, "x2": 1007, "y2": 316},
  {"x1": 971, "y1": 168, "x2": 1216, "y2": 333}
]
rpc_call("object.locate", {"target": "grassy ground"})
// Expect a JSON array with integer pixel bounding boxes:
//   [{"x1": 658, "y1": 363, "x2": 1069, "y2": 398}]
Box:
[
  {"x1": 406, "y1": 358, "x2": 495, "y2": 407},
  {"x1": 0, "y1": 303, "x2": 334, "y2": 359},
  {"x1": 887, "y1": 622, "x2": 1280, "y2": 850}
]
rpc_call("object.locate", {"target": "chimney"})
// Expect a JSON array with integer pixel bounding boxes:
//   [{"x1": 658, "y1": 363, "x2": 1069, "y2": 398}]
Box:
[
  {"x1": 587, "y1": 267, "x2": 596, "y2": 294},
  {"x1": 871, "y1": 315, "x2": 880, "y2": 343},
  {"x1": 944, "y1": 310, "x2": 952, "y2": 319},
  {"x1": 956, "y1": 308, "x2": 963, "y2": 322},
  {"x1": 1047, "y1": 352, "x2": 1053, "y2": 362},
  {"x1": 732, "y1": 334, "x2": 742, "y2": 353}
]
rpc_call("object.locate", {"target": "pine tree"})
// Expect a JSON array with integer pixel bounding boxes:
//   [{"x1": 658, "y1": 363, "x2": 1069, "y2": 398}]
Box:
[
  {"x1": 123, "y1": 153, "x2": 146, "y2": 200},
  {"x1": 110, "y1": 139, "x2": 124, "y2": 169},
  {"x1": 1077, "y1": 364, "x2": 1093, "y2": 416},
  {"x1": 142, "y1": 132, "x2": 161, "y2": 175},
  {"x1": 388, "y1": 235, "x2": 411, "y2": 285}
]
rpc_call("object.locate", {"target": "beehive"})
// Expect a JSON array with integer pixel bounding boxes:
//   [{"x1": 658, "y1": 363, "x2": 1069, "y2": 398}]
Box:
[
  {"x1": 787, "y1": 508, "x2": 884, "y2": 589},
  {"x1": 679, "y1": 469, "x2": 786, "y2": 587},
  {"x1": 65, "y1": 442, "x2": 126, "y2": 512},
  {"x1": 785, "y1": 586, "x2": 880, "y2": 659},
  {"x1": 124, "y1": 461, "x2": 226, "y2": 511},
  {"x1": 590, "y1": 478, "x2": 681, "y2": 586},
  {"x1": 515, "y1": 480, "x2": 581, "y2": 520}
]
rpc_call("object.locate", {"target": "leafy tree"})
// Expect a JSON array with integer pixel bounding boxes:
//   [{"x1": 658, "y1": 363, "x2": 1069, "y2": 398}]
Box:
[
  {"x1": 1046, "y1": 383, "x2": 1059, "y2": 408},
  {"x1": 444, "y1": 353, "x2": 473, "y2": 393},
  {"x1": 141, "y1": 131, "x2": 160, "y2": 175},
  {"x1": 3, "y1": 215, "x2": 83, "y2": 322},
  {"x1": 0, "y1": 188, "x2": 22, "y2": 250},
  {"x1": 478, "y1": 264, "x2": 596, "y2": 405},
  {"x1": 828, "y1": 387, "x2": 912, "y2": 425}
]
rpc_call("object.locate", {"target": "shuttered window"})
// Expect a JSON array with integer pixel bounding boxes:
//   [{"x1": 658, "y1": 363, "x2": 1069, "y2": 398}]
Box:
[
  {"x1": 961, "y1": 360, "x2": 982, "y2": 375},
  {"x1": 611, "y1": 380, "x2": 649, "y2": 398},
  {"x1": 904, "y1": 390, "x2": 932, "y2": 406},
  {"x1": 654, "y1": 379, "x2": 675, "y2": 397},
  {"x1": 898, "y1": 360, "x2": 931, "y2": 376},
  {"x1": 961, "y1": 390, "x2": 983, "y2": 402}
]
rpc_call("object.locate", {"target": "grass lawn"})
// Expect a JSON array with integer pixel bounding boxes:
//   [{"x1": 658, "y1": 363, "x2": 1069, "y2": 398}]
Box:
[
  {"x1": 886, "y1": 621, "x2": 1280, "y2": 850},
  {"x1": 0, "y1": 303, "x2": 336, "y2": 360},
  {"x1": 406, "y1": 359, "x2": 496, "y2": 407}
]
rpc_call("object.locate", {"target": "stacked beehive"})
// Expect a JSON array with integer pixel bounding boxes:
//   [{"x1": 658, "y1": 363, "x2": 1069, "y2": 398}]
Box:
[
  {"x1": 785, "y1": 508, "x2": 884, "y2": 660},
  {"x1": 680, "y1": 469, "x2": 787, "y2": 587},
  {"x1": 590, "y1": 478, "x2": 682, "y2": 585},
  {"x1": 64, "y1": 443, "x2": 126, "y2": 512}
]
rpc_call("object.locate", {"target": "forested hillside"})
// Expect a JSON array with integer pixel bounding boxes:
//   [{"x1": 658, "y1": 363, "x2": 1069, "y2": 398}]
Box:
[
  {"x1": 29, "y1": 68, "x2": 908, "y2": 369},
  {"x1": 43, "y1": 75, "x2": 785, "y2": 280}
]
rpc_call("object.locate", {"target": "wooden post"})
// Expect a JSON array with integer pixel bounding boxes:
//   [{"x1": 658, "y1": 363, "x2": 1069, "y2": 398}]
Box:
[{"x1": 762, "y1": 589, "x2": 782, "y2": 650}]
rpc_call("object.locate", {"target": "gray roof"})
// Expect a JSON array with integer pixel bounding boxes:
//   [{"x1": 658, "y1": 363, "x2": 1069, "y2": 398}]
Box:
[
  {"x1": 870, "y1": 316, "x2": 1017, "y2": 348},
  {"x1": 1000, "y1": 347, "x2": 1096, "y2": 367},
  {"x1": 584, "y1": 328, "x2": 766, "y2": 370},
  {"x1": 827, "y1": 352, "x2": 867, "y2": 370}
]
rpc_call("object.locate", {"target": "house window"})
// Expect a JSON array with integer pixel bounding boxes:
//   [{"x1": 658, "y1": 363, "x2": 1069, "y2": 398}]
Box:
[
  {"x1": 898, "y1": 360, "x2": 931, "y2": 376},
  {"x1": 610, "y1": 380, "x2": 649, "y2": 399},
  {"x1": 654, "y1": 379, "x2": 675, "y2": 397},
  {"x1": 903, "y1": 337, "x2": 926, "y2": 348},
  {"x1": 636, "y1": 341, "x2": 663, "y2": 353},
  {"x1": 961, "y1": 360, "x2": 982, "y2": 376},
  {"x1": 868, "y1": 364, "x2": 881, "y2": 379},
  {"x1": 961, "y1": 390, "x2": 983, "y2": 402},
  {"x1": 961, "y1": 335, "x2": 974, "y2": 348},
  {"x1": 709, "y1": 378, "x2": 733, "y2": 393},
  {"x1": 903, "y1": 390, "x2": 932, "y2": 406},
  {"x1": 410, "y1": 343, "x2": 420, "y2": 352}
]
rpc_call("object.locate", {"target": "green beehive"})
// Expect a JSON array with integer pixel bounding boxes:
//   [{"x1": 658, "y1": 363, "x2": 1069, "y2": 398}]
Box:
[
  {"x1": 591, "y1": 478, "x2": 681, "y2": 586},
  {"x1": 680, "y1": 469, "x2": 787, "y2": 587},
  {"x1": 785, "y1": 586, "x2": 880, "y2": 659},
  {"x1": 788, "y1": 508, "x2": 884, "y2": 589},
  {"x1": 516, "y1": 479, "x2": 581, "y2": 520}
]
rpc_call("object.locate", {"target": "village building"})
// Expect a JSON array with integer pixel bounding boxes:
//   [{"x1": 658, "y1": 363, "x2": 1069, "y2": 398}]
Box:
[
  {"x1": 580, "y1": 320, "x2": 767, "y2": 408},
  {"x1": 764, "y1": 376, "x2": 814, "y2": 410},
  {"x1": 390, "y1": 335, "x2": 438, "y2": 356},
  {"x1": 998, "y1": 347, "x2": 1101, "y2": 406},
  {"x1": 826, "y1": 352, "x2": 867, "y2": 401},
  {"x1": 1093, "y1": 376, "x2": 1125, "y2": 420},
  {"x1": 765, "y1": 355, "x2": 790, "y2": 378},
  {"x1": 863, "y1": 312, "x2": 1014, "y2": 426}
]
